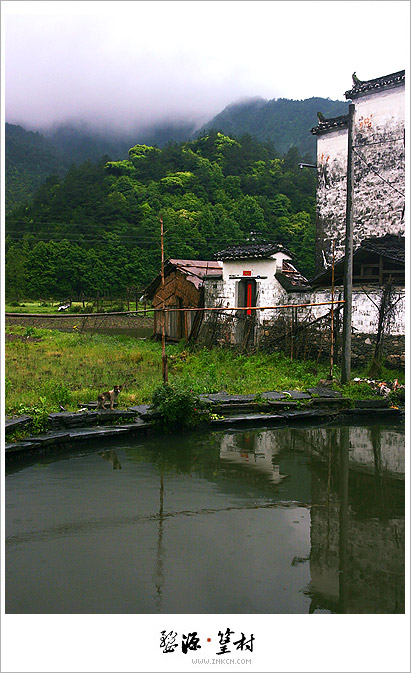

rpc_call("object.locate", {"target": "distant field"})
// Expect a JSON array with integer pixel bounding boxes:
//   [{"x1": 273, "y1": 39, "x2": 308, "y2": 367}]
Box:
[{"x1": 5, "y1": 301, "x2": 151, "y2": 315}]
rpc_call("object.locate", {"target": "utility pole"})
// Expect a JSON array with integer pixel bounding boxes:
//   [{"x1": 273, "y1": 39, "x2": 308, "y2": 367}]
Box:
[
  {"x1": 330, "y1": 239, "x2": 335, "y2": 380},
  {"x1": 341, "y1": 103, "x2": 355, "y2": 384},
  {"x1": 160, "y1": 216, "x2": 168, "y2": 384}
]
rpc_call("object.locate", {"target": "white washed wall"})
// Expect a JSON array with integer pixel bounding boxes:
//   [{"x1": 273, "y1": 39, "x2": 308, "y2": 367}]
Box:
[
  {"x1": 316, "y1": 83, "x2": 405, "y2": 272},
  {"x1": 289, "y1": 286, "x2": 405, "y2": 335}
]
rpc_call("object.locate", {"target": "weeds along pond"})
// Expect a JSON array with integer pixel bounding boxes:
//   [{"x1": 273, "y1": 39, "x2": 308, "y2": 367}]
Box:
[{"x1": 5, "y1": 420, "x2": 404, "y2": 614}]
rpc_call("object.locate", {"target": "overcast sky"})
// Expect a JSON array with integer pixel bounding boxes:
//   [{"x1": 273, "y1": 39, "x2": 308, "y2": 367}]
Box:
[{"x1": 3, "y1": 0, "x2": 410, "y2": 133}]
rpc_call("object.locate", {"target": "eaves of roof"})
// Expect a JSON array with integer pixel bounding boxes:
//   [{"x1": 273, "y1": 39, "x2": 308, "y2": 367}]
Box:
[
  {"x1": 311, "y1": 114, "x2": 349, "y2": 136},
  {"x1": 344, "y1": 70, "x2": 405, "y2": 100}
]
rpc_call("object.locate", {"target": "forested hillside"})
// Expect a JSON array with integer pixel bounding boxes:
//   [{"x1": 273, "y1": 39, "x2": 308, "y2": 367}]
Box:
[
  {"x1": 5, "y1": 132, "x2": 316, "y2": 301},
  {"x1": 5, "y1": 124, "x2": 68, "y2": 213},
  {"x1": 204, "y1": 96, "x2": 348, "y2": 158}
]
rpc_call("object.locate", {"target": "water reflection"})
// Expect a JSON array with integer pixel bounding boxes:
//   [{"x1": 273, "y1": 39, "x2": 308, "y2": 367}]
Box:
[
  {"x1": 5, "y1": 421, "x2": 404, "y2": 614},
  {"x1": 99, "y1": 450, "x2": 122, "y2": 469},
  {"x1": 219, "y1": 431, "x2": 287, "y2": 484},
  {"x1": 153, "y1": 471, "x2": 165, "y2": 612},
  {"x1": 307, "y1": 426, "x2": 404, "y2": 614}
]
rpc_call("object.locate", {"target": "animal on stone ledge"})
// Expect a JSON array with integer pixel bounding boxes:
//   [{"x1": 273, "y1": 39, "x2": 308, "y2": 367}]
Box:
[{"x1": 97, "y1": 385, "x2": 122, "y2": 410}]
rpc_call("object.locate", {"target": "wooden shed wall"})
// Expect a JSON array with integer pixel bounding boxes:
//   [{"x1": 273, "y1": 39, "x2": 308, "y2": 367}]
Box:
[{"x1": 152, "y1": 270, "x2": 201, "y2": 340}]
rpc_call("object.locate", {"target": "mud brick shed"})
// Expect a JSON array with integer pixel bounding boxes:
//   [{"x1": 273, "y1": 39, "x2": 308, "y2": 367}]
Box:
[{"x1": 144, "y1": 259, "x2": 222, "y2": 341}]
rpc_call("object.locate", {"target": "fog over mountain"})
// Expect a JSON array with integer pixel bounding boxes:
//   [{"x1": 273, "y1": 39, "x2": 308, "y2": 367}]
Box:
[{"x1": 5, "y1": 2, "x2": 407, "y2": 136}]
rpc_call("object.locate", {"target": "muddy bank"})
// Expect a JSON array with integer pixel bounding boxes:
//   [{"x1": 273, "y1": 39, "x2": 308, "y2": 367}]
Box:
[{"x1": 5, "y1": 312, "x2": 154, "y2": 331}]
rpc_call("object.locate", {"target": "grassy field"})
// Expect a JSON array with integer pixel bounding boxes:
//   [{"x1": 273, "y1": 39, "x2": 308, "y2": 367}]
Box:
[{"x1": 5, "y1": 325, "x2": 403, "y2": 418}]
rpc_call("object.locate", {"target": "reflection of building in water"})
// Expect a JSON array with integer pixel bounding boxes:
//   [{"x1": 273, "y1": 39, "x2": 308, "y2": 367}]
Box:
[
  {"x1": 273, "y1": 425, "x2": 404, "y2": 477},
  {"x1": 348, "y1": 427, "x2": 404, "y2": 476},
  {"x1": 219, "y1": 430, "x2": 287, "y2": 484},
  {"x1": 308, "y1": 426, "x2": 404, "y2": 613}
]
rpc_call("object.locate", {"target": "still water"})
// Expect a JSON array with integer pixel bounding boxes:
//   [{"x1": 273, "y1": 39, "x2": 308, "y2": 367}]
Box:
[{"x1": 5, "y1": 421, "x2": 404, "y2": 614}]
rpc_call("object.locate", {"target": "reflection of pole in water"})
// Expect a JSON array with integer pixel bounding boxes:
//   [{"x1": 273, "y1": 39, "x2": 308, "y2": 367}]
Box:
[
  {"x1": 339, "y1": 427, "x2": 349, "y2": 613},
  {"x1": 370, "y1": 427, "x2": 386, "y2": 520},
  {"x1": 154, "y1": 471, "x2": 165, "y2": 612},
  {"x1": 326, "y1": 430, "x2": 333, "y2": 549}
]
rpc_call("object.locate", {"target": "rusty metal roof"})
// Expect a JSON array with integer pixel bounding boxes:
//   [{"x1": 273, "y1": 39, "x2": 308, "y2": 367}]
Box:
[
  {"x1": 144, "y1": 259, "x2": 222, "y2": 298},
  {"x1": 168, "y1": 259, "x2": 222, "y2": 288}
]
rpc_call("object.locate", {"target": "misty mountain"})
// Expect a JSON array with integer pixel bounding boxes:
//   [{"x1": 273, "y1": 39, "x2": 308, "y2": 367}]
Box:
[
  {"x1": 202, "y1": 96, "x2": 349, "y2": 158},
  {"x1": 5, "y1": 96, "x2": 347, "y2": 211},
  {"x1": 45, "y1": 120, "x2": 198, "y2": 165},
  {"x1": 5, "y1": 120, "x2": 198, "y2": 211}
]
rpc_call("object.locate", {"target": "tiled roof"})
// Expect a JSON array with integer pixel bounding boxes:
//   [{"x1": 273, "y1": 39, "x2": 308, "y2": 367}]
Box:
[
  {"x1": 345, "y1": 70, "x2": 405, "y2": 100},
  {"x1": 214, "y1": 242, "x2": 291, "y2": 260},
  {"x1": 311, "y1": 113, "x2": 349, "y2": 136},
  {"x1": 310, "y1": 234, "x2": 405, "y2": 286},
  {"x1": 359, "y1": 234, "x2": 404, "y2": 263}
]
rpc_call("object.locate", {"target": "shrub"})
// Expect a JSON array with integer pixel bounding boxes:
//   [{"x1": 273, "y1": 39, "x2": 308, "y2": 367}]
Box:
[
  {"x1": 16, "y1": 397, "x2": 49, "y2": 433},
  {"x1": 388, "y1": 387, "x2": 405, "y2": 407},
  {"x1": 5, "y1": 377, "x2": 12, "y2": 396},
  {"x1": 151, "y1": 382, "x2": 202, "y2": 432}
]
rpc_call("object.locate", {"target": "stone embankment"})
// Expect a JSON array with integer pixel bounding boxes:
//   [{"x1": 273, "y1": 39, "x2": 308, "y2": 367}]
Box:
[{"x1": 5, "y1": 388, "x2": 403, "y2": 460}]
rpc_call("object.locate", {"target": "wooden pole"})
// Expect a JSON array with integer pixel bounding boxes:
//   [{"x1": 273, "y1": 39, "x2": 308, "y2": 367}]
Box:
[
  {"x1": 341, "y1": 102, "x2": 355, "y2": 384},
  {"x1": 330, "y1": 240, "x2": 335, "y2": 380},
  {"x1": 160, "y1": 216, "x2": 168, "y2": 384}
]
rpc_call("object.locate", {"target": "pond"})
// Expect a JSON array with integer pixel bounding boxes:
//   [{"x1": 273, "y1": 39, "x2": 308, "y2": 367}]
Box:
[{"x1": 5, "y1": 420, "x2": 404, "y2": 614}]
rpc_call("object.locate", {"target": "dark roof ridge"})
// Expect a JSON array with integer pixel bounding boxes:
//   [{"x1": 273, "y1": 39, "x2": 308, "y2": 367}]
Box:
[
  {"x1": 214, "y1": 242, "x2": 292, "y2": 261},
  {"x1": 311, "y1": 112, "x2": 349, "y2": 135},
  {"x1": 345, "y1": 69, "x2": 405, "y2": 100}
]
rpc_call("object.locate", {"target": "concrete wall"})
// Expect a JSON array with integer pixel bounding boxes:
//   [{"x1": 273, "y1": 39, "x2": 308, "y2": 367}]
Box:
[{"x1": 316, "y1": 83, "x2": 405, "y2": 272}]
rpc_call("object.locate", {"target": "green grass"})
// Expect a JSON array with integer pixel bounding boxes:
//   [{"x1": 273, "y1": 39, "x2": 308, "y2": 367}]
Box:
[{"x1": 5, "y1": 325, "x2": 404, "y2": 417}]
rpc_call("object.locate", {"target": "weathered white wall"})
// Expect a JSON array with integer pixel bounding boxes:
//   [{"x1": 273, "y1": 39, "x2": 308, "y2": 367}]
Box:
[
  {"x1": 204, "y1": 275, "x2": 405, "y2": 337},
  {"x1": 288, "y1": 285, "x2": 405, "y2": 336},
  {"x1": 316, "y1": 128, "x2": 349, "y2": 268},
  {"x1": 214, "y1": 253, "x2": 291, "y2": 324},
  {"x1": 316, "y1": 83, "x2": 405, "y2": 272}
]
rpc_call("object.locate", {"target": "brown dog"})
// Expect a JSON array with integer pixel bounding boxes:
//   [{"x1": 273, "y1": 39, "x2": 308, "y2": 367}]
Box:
[{"x1": 97, "y1": 385, "x2": 122, "y2": 410}]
